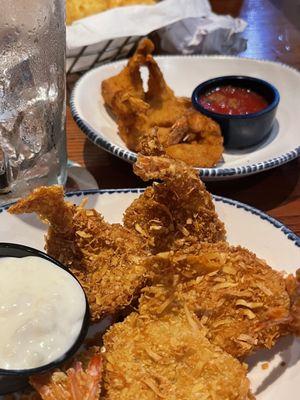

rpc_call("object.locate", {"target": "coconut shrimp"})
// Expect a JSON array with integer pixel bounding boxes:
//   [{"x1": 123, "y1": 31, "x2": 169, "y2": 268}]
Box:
[
  {"x1": 139, "y1": 242, "x2": 300, "y2": 359},
  {"x1": 124, "y1": 155, "x2": 226, "y2": 253},
  {"x1": 102, "y1": 311, "x2": 252, "y2": 400},
  {"x1": 9, "y1": 186, "x2": 149, "y2": 321}
]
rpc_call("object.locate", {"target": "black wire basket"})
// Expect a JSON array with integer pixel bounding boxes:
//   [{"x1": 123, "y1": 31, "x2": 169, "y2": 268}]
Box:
[
  {"x1": 66, "y1": 35, "x2": 144, "y2": 75},
  {"x1": 66, "y1": 35, "x2": 149, "y2": 94}
]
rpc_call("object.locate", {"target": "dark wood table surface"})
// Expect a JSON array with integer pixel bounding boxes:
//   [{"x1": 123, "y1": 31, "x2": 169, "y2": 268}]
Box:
[{"x1": 66, "y1": 0, "x2": 300, "y2": 236}]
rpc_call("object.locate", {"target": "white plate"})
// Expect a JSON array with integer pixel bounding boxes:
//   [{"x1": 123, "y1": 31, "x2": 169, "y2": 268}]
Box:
[
  {"x1": 0, "y1": 189, "x2": 299, "y2": 398},
  {"x1": 70, "y1": 55, "x2": 300, "y2": 180}
]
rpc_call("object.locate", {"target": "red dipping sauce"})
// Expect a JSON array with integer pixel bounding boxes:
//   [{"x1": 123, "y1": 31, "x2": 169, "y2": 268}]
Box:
[{"x1": 199, "y1": 85, "x2": 268, "y2": 115}]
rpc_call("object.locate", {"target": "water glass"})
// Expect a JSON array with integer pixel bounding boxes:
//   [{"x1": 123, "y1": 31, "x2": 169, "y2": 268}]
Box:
[{"x1": 0, "y1": 0, "x2": 67, "y2": 205}]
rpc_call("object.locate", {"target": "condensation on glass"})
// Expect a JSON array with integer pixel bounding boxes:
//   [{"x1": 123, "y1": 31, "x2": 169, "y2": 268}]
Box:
[{"x1": 0, "y1": 0, "x2": 66, "y2": 204}]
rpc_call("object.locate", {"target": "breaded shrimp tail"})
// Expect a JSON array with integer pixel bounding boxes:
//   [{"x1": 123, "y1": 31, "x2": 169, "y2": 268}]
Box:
[
  {"x1": 9, "y1": 185, "x2": 74, "y2": 234},
  {"x1": 9, "y1": 186, "x2": 149, "y2": 321},
  {"x1": 9, "y1": 185, "x2": 107, "y2": 269},
  {"x1": 102, "y1": 38, "x2": 154, "y2": 110},
  {"x1": 133, "y1": 155, "x2": 215, "y2": 209},
  {"x1": 124, "y1": 155, "x2": 226, "y2": 253},
  {"x1": 30, "y1": 348, "x2": 103, "y2": 400}
]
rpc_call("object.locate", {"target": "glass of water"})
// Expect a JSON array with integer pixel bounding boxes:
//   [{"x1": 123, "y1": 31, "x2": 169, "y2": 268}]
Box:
[{"x1": 0, "y1": 0, "x2": 67, "y2": 205}]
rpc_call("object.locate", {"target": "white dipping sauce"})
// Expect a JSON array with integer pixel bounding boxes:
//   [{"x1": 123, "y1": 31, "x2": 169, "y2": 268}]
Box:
[{"x1": 0, "y1": 256, "x2": 86, "y2": 370}]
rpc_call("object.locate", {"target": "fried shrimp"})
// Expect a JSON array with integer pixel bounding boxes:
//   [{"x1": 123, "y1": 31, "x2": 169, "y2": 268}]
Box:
[
  {"x1": 103, "y1": 311, "x2": 252, "y2": 400},
  {"x1": 9, "y1": 186, "x2": 149, "y2": 321},
  {"x1": 102, "y1": 39, "x2": 151, "y2": 110},
  {"x1": 138, "y1": 111, "x2": 224, "y2": 168},
  {"x1": 101, "y1": 38, "x2": 223, "y2": 167},
  {"x1": 139, "y1": 242, "x2": 294, "y2": 359},
  {"x1": 101, "y1": 39, "x2": 153, "y2": 150},
  {"x1": 124, "y1": 155, "x2": 226, "y2": 253}
]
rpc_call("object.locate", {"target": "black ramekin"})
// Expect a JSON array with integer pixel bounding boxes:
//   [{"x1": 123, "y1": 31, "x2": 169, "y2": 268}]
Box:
[
  {"x1": 192, "y1": 75, "x2": 280, "y2": 149},
  {"x1": 0, "y1": 242, "x2": 90, "y2": 395}
]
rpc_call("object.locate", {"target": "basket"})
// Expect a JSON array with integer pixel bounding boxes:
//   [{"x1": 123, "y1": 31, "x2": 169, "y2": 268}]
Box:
[
  {"x1": 66, "y1": 35, "x2": 145, "y2": 75},
  {"x1": 66, "y1": 35, "x2": 147, "y2": 93}
]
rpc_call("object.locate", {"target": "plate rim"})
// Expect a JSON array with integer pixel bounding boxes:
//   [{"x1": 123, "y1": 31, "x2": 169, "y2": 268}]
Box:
[
  {"x1": 2, "y1": 188, "x2": 299, "y2": 247},
  {"x1": 70, "y1": 54, "x2": 300, "y2": 179}
]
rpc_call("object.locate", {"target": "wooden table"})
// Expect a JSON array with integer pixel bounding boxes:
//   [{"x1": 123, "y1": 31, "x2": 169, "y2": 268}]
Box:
[{"x1": 66, "y1": 0, "x2": 300, "y2": 236}]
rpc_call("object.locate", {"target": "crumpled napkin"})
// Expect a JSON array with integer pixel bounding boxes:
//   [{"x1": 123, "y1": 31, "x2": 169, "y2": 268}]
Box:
[{"x1": 158, "y1": 13, "x2": 247, "y2": 55}]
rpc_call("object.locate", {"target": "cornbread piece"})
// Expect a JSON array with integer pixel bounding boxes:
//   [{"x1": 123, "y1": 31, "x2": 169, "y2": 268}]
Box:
[{"x1": 67, "y1": 0, "x2": 156, "y2": 25}]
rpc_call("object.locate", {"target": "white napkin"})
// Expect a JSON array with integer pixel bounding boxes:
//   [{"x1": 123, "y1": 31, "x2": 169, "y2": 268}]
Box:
[
  {"x1": 67, "y1": 0, "x2": 212, "y2": 49},
  {"x1": 159, "y1": 14, "x2": 247, "y2": 55}
]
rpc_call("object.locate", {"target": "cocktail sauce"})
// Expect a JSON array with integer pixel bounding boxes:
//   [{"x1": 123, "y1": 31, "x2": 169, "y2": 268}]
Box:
[{"x1": 199, "y1": 85, "x2": 268, "y2": 115}]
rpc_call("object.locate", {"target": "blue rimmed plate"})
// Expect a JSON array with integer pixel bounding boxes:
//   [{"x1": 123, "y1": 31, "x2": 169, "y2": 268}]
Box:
[
  {"x1": 1, "y1": 189, "x2": 299, "y2": 399},
  {"x1": 70, "y1": 55, "x2": 300, "y2": 180}
]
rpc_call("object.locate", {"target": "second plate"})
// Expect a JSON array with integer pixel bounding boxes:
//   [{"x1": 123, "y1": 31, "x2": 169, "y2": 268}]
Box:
[{"x1": 70, "y1": 55, "x2": 300, "y2": 180}]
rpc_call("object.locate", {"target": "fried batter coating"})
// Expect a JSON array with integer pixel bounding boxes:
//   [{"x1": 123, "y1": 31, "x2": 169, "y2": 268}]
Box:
[
  {"x1": 137, "y1": 117, "x2": 189, "y2": 157},
  {"x1": 138, "y1": 111, "x2": 223, "y2": 167},
  {"x1": 139, "y1": 242, "x2": 293, "y2": 358},
  {"x1": 124, "y1": 156, "x2": 226, "y2": 253},
  {"x1": 30, "y1": 349, "x2": 102, "y2": 400},
  {"x1": 165, "y1": 109, "x2": 224, "y2": 167},
  {"x1": 102, "y1": 39, "x2": 151, "y2": 111},
  {"x1": 101, "y1": 39, "x2": 223, "y2": 167},
  {"x1": 9, "y1": 186, "x2": 149, "y2": 321},
  {"x1": 102, "y1": 39, "x2": 152, "y2": 149},
  {"x1": 103, "y1": 312, "x2": 252, "y2": 400},
  {"x1": 143, "y1": 53, "x2": 192, "y2": 128}
]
